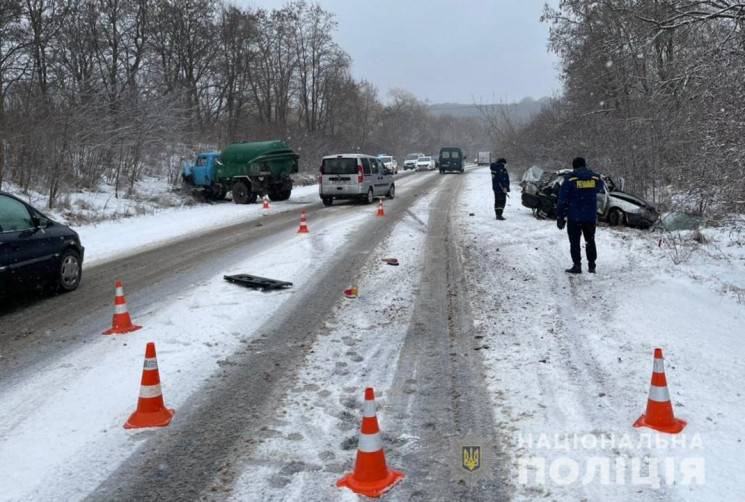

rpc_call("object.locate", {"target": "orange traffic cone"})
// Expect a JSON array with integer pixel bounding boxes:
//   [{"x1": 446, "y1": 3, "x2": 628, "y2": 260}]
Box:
[
  {"x1": 262, "y1": 195, "x2": 271, "y2": 210},
  {"x1": 103, "y1": 280, "x2": 142, "y2": 335},
  {"x1": 297, "y1": 210, "x2": 309, "y2": 233},
  {"x1": 376, "y1": 199, "x2": 385, "y2": 217},
  {"x1": 124, "y1": 342, "x2": 175, "y2": 429},
  {"x1": 337, "y1": 388, "x2": 403, "y2": 497},
  {"x1": 344, "y1": 286, "x2": 359, "y2": 298},
  {"x1": 634, "y1": 348, "x2": 687, "y2": 434}
]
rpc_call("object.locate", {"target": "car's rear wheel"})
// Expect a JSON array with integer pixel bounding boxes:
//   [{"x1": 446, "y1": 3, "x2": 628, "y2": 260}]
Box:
[
  {"x1": 57, "y1": 249, "x2": 82, "y2": 292},
  {"x1": 608, "y1": 208, "x2": 625, "y2": 226},
  {"x1": 365, "y1": 188, "x2": 374, "y2": 204},
  {"x1": 322, "y1": 196, "x2": 333, "y2": 207}
]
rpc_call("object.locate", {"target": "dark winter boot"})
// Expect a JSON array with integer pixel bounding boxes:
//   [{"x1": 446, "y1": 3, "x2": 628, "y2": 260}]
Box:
[
  {"x1": 588, "y1": 262, "x2": 596, "y2": 273},
  {"x1": 496, "y1": 209, "x2": 505, "y2": 221},
  {"x1": 565, "y1": 264, "x2": 582, "y2": 274}
]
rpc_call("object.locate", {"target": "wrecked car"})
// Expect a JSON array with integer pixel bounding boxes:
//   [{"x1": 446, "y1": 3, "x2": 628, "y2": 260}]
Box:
[{"x1": 520, "y1": 166, "x2": 659, "y2": 228}]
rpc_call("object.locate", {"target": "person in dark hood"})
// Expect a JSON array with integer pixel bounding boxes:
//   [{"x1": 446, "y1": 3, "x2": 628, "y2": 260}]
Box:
[
  {"x1": 557, "y1": 157, "x2": 604, "y2": 273},
  {"x1": 490, "y1": 158, "x2": 510, "y2": 220}
]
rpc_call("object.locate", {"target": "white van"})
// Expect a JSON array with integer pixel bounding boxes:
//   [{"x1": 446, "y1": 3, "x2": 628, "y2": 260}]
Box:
[{"x1": 319, "y1": 154, "x2": 395, "y2": 206}]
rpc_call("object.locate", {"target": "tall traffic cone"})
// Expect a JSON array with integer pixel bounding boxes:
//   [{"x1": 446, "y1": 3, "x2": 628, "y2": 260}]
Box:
[
  {"x1": 337, "y1": 388, "x2": 403, "y2": 497},
  {"x1": 376, "y1": 199, "x2": 385, "y2": 217},
  {"x1": 262, "y1": 195, "x2": 271, "y2": 210},
  {"x1": 634, "y1": 348, "x2": 687, "y2": 434},
  {"x1": 343, "y1": 286, "x2": 359, "y2": 298},
  {"x1": 124, "y1": 342, "x2": 175, "y2": 429},
  {"x1": 103, "y1": 280, "x2": 142, "y2": 335},
  {"x1": 297, "y1": 210, "x2": 309, "y2": 233}
]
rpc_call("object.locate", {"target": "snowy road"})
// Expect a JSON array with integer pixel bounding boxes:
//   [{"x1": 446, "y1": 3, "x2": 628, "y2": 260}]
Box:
[{"x1": 1, "y1": 166, "x2": 744, "y2": 501}]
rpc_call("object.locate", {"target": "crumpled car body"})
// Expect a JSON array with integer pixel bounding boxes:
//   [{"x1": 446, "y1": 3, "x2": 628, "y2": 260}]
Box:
[{"x1": 520, "y1": 167, "x2": 659, "y2": 228}]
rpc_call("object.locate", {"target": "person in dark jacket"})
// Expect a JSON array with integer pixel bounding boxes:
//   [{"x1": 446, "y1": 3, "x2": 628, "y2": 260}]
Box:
[
  {"x1": 490, "y1": 158, "x2": 510, "y2": 220},
  {"x1": 557, "y1": 157, "x2": 604, "y2": 273}
]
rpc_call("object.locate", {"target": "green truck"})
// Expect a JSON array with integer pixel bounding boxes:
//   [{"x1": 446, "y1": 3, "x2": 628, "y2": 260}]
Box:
[{"x1": 182, "y1": 140, "x2": 299, "y2": 204}]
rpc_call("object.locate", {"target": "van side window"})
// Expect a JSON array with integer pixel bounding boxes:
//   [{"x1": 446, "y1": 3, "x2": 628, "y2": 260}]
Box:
[
  {"x1": 361, "y1": 158, "x2": 371, "y2": 175},
  {"x1": 370, "y1": 158, "x2": 379, "y2": 174}
]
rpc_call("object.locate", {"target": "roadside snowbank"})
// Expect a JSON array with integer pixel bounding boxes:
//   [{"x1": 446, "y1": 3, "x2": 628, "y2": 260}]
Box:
[
  {"x1": 76, "y1": 183, "x2": 320, "y2": 267},
  {"x1": 455, "y1": 167, "x2": 745, "y2": 501}
]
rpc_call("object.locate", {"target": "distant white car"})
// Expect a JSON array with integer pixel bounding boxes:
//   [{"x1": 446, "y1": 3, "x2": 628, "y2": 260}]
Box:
[
  {"x1": 377, "y1": 155, "x2": 398, "y2": 174},
  {"x1": 415, "y1": 156, "x2": 435, "y2": 171},
  {"x1": 404, "y1": 153, "x2": 425, "y2": 170}
]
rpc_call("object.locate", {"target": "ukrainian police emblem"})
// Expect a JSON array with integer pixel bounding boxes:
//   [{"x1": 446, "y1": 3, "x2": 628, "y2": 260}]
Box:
[
  {"x1": 448, "y1": 431, "x2": 497, "y2": 487},
  {"x1": 462, "y1": 446, "x2": 481, "y2": 472}
]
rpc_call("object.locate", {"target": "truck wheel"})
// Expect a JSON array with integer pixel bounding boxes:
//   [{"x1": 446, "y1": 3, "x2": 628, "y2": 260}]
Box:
[
  {"x1": 269, "y1": 188, "x2": 292, "y2": 201},
  {"x1": 211, "y1": 186, "x2": 227, "y2": 201},
  {"x1": 609, "y1": 208, "x2": 625, "y2": 226},
  {"x1": 322, "y1": 197, "x2": 333, "y2": 207},
  {"x1": 232, "y1": 181, "x2": 251, "y2": 204},
  {"x1": 386, "y1": 184, "x2": 395, "y2": 199}
]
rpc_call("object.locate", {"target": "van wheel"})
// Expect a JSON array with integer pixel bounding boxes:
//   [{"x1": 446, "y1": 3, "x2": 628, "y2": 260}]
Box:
[
  {"x1": 365, "y1": 188, "x2": 374, "y2": 204},
  {"x1": 386, "y1": 184, "x2": 395, "y2": 199},
  {"x1": 57, "y1": 249, "x2": 82, "y2": 292},
  {"x1": 322, "y1": 197, "x2": 333, "y2": 207},
  {"x1": 608, "y1": 208, "x2": 625, "y2": 226},
  {"x1": 232, "y1": 181, "x2": 251, "y2": 204}
]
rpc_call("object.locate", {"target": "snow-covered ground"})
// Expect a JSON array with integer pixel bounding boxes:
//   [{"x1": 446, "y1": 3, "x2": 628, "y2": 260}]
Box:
[
  {"x1": 75, "y1": 183, "x2": 321, "y2": 267},
  {"x1": 455, "y1": 168, "x2": 745, "y2": 500},
  {"x1": 0, "y1": 203, "x2": 372, "y2": 501},
  {"x1": 3, "y1": 177, "x2": 189, "y2": 224},
  {"x1": 3, "y1": 166, "x2": 743, "y2": 500},
  {"x1": 229, "y1": 183, "x2": 438, "y2": 501}
]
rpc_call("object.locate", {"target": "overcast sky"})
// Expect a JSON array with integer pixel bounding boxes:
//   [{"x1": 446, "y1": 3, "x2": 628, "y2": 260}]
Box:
[{"x1": 239, "y1": 0, "x2": 561, "y2": 104}]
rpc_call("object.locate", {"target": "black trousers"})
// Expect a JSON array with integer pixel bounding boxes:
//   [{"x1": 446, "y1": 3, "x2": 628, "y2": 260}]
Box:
[
  {"x1": 493, "y1": 191, "x2": 506, "y2": 215},
  {"x1": 567, "y1": 221, "x2": 597, "y2": 266}
]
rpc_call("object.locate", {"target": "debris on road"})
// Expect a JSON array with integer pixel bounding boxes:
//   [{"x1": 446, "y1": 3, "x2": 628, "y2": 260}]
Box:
[
  {"x1": 343, "y1": 286, "x2": 359, "y2": 298},
  {"x1": 224, "y1": 274, "x2": 293, "y2": 291},
  {"x1": 382, "y1": 257, "x2": 399, "y2": 266}
]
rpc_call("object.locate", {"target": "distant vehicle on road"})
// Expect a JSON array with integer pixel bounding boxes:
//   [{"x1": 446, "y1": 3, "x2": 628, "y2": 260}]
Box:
[
  {"x1": 477, "y1": 151, "x2": 493, "y2": 166},
  {"x1": 416, "y1": 156, "x2": 436, "y2": 171},
  {"x1": 182, "y1": 140, "x2": 299, "y2": 204},
  {"x1": 377, "y1": 154, "x2": 399, "y2": 174},
  {"x1": 438, "y1": 147, "x2": 465, "y2": 174},
  {"x1": 520, "y1": 167, "x2": 659, "y2": 228},
  {"x1": 403, "y1": 153, "x2": 425, "y2": 170},
  {"x1": 319, "y1": 154, "x2": 395, "y2": 206},
  {"x1": 0, "y1": 192, "x2": 85, "y2": 297}
]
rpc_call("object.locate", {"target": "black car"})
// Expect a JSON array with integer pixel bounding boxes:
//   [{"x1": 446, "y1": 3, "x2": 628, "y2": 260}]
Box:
[{"x1": 0, "y1": 191, "x2": 84, "y2": 297}]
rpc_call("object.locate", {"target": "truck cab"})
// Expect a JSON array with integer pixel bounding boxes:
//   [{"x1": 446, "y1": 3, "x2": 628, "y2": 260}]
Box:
[{"x1": 183, "y1": 152, "x2": 222, "y2": 198}]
